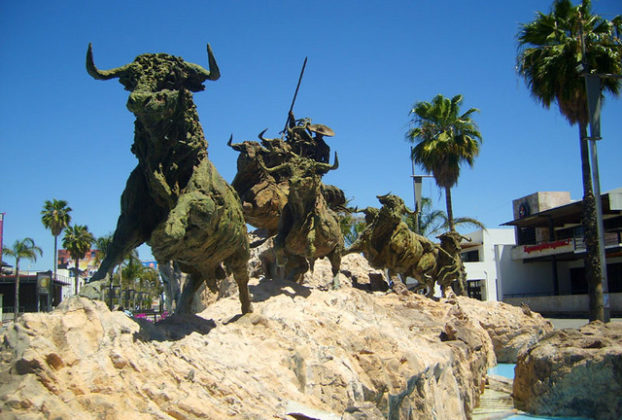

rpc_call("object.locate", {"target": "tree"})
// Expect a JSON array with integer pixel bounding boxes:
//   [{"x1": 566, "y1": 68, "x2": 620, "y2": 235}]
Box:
[
  {"x1": 62, "y1": 225, "x2": 94, "y2": 294},
  {"x1": 406, "y1": 94, "x2": 483, "y2": 232},
  {"x1": 403, "y1": 197, "x2": 486, "y2": 238},
  {"x1": 2, "y1": 238, "x2": 42, "y2": 319},
  {"x1": 120, "y1": 250, "x2": 142, "y2": 308},
  {"x1": 40, "y1": 199, "x2": 72, "y2": 310},
  {"x1": 517, "y1": 0, "x2": 621, "y2": 321}
]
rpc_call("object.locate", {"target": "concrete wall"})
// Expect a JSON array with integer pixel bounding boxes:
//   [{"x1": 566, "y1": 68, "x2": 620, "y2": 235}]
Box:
[{"x1": 463, "y1": 229, "x2": 516, "y2": 301}]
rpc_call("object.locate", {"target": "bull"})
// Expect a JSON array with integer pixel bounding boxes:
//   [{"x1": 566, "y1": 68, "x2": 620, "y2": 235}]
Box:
[
  {"x1": 345, "y1": 194, "x2": 438, "y2": 296},
  {"x1": 84, "y1": 43, "x2": 252, "y2": 315},
  {"x1": 260, "y1": 153, "x2": 344, "y2": 287}
]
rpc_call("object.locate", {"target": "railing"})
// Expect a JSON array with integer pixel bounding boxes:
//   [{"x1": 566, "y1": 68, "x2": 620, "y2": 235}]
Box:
[{"x1": 573, "y1": 231, "x2": 622, "y2": 252}]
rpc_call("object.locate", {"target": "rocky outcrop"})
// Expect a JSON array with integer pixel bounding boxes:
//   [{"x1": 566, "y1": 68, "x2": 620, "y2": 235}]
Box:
[
  {"x1": 513, "y1": 321, "x2": 622, "y2": 420},
  {"x1": 458, "y1": 299, "x2": 553, "y2": 363},
  {"x1": 0, "y1": 252, "x2": 553, "y2": 419}
]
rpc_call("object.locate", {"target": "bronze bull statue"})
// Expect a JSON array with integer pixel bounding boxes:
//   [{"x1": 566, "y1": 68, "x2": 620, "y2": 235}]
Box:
[{"x1": 84, "y1": 43, "x2": 252, "y2": 315}]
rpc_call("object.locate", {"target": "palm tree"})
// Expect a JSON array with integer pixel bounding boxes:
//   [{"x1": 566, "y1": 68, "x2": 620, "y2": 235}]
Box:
[
  {"x1": 406, "y1": 94, "x2": 483, "y2": 232},
  {"x1": 94, "y1": 234, "x2": 114, "y2": 305},
  {"x1": 403, "y1": 197, "x2": 486, "y2": 238},
  {"x1": 2, "y1": 238, "x2": 42, "y2": 319},
  {"x1": 41, "y1": 199, "x2": 72, "y2": 310},
  {"x1": 517, "y1": 0, "x2": 621, "y2": 321},
  {"x1": 62, "y1": 225, "x2": 94, "y2": 294},
  {"x1": 120, "y1": 252, "x2": 143, "y2": 309}
]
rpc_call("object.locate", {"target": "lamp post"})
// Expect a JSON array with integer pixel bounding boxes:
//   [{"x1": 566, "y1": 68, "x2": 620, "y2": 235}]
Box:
[
  {"x1": 579, "y1": 23, "x2": 621, "y2": 322},
  {"x1": 410, "y1": 146, "x2": 432, "y2": 234}
]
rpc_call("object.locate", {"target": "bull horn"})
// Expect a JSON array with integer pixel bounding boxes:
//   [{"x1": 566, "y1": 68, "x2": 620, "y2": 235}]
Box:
[
  {"x1": 205, "y1": 43, "x2": 221, "y2": 80},
  {"x1": 257, "y1": 154, "x2": 287, "y2": 174},
  {"x1": 313, "y1": 152, "x2": 339, "y2": 173},
  {"x1": 258, "y1": 129, "x2": 271, "y2": 142},
  {"x1": 227, "y1": 134, "x2": 244, "y2": 149},
  {"x1": 86, "y1": 43, "x2": 130, "y2": 80},
  {"x1": 185, "y1": 43, "x2": 221, "y2": 82}
]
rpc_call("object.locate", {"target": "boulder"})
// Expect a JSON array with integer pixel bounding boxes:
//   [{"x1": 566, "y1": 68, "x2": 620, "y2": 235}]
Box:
[
  {"x1": 457, "y1": 298, "x2": 553, "y2": 362},
  {"x1": 513, "y1": 321, "x2": 622, "y2": 420},
  {"x1": 0, "y1": 250, "x2": 554, "y2": 419}
]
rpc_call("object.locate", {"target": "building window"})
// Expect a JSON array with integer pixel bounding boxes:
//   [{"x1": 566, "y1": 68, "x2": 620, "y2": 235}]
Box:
[
  {"x1": 467, "y1": 280, "x2": 482, "y2": 300},
  {"x1": 518, "y1": 227, "x2": 536, "y2": 245},
  {"x1": 570, "y1": 267, "x2": 587, "y2": 295},
  {"x1": 608, "y1": 263, "x2": 622, "y2": 293},
  {"x1": 571, "y1": 263, "x2": 622, "y2": 294},
  {"x1": 461, "y1": 250, "x2": 480, "y2": 262}
]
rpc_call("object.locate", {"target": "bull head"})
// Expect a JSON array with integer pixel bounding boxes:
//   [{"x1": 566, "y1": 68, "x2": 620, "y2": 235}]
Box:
[{"x1": 86, "y1": 43, "x2": 220, "y2": 91}]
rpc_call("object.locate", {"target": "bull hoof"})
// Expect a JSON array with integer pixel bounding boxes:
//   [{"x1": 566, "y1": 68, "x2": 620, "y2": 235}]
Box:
[{"x1": 242, "y1": 303, "x2": 254, "y2": 314}]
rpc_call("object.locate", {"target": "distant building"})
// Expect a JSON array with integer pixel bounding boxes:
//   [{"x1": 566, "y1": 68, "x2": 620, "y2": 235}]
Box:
[
  {"x1": 500, "y1": 188, "x2": 622, "y2": 315},
  {"x1": 461, "y1": 228, "x2": 516, "y2": 302},
  {"x1": 0, "y1": 271, "x2": 70, "y2": 318},
  {"x1": 462, "y1": 188, "x2": 622, "y2": 315},
  {"x1": 57, "y1": 249, "x2": 102, "y2": 299}
]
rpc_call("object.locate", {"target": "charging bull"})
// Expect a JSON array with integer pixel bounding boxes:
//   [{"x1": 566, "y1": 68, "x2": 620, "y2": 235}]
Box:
[{"x1": 83, "y1": 43, "x2": 252, "y2": 315}]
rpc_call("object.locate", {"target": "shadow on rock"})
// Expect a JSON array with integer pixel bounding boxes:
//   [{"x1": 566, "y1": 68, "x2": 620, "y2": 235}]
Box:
[
  {"x1": 133, "y1": 314, "x2": 217, "y2": 342},
  {"x1": 249, "y1": 277, "x2": 312, "y2": 303}
]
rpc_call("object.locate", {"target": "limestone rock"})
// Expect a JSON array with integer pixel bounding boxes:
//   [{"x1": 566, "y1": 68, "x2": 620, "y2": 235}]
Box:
[
  {"x1": 0, "y1": 278, "x2": 511, "y2": 419},
  {"x1": 457, "y1": 298, "x2": 553, "y2": 362},
  {"x1": 513, "y1": 321, "x2": 622, "y2": 420}
]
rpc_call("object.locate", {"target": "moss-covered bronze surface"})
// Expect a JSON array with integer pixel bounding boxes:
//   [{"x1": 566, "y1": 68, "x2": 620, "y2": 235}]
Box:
[
  {"x1": 228, "y1": 113, "x2": 344, "y2": 234},
  {"x1": 346, "y1": 194, "x2": 467, "y2": 297},
  {"x1": 86, "y1": 43, "x2": 252, "y2": 314}
]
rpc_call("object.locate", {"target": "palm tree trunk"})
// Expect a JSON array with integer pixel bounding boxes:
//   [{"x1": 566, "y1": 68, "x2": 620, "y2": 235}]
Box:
[
  {"x1": 579, "y1": 122, "x2": 604, "y2": 321},
  {"x1": 74, "y1": 258, "x2": 80, "y2": 295},
  {"x1": 445, "y1": 186, "x2": 456, "y2": 232},
  {"x1": 49, "y1": 235, "x2": 57, "y2": 311},
  {"x1": 14, "y1": 260, "x2": 20, "y2": 320}
]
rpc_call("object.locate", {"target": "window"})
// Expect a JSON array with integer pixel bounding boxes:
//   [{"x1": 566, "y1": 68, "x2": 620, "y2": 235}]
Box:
[{"x1": 461, "y1": 250, "x2": 480, "y2": 262}]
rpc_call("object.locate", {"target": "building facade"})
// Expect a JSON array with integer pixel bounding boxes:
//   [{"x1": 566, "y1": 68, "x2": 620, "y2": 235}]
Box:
[{"x1": 462, "y1": 188, "x2": 622, "y2": 315}]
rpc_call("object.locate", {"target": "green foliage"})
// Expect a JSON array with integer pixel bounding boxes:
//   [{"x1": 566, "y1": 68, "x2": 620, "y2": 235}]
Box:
[
  {"x1": 41, "y1": 199, "x2": 72, "y2": 237},
  {"x1": 62, "y1": 225, "x2": 94, "y2": 264},
  {"x1": 339, "y1": 212, "x2": 367, "y2": 247},
  {"x1": 516, "y1": 0, "x2": 621, "y2": 322},
  {"x1": 3, "y1": 237, "x2": 42, "y2": 317},
  {"x1": 2, "y1": 237, "x2": 43, "y2": 267},
  {"x1": 406, "y1": 94, "x2": 482, "y2": 190},
  {"x1": 406, "y1": 94, "x2": 482, "y2": 232},
  {"x1": 516, "y1": 0, "x2": 621, "y2": 125},
  {"x1": 403, "y1": 197, "x2": 486, "y2": 238}
]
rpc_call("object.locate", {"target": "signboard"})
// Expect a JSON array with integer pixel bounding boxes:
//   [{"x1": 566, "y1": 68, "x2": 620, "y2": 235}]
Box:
[{"x1": 37, "y1": 272, "x2": 51, "y2": 295}]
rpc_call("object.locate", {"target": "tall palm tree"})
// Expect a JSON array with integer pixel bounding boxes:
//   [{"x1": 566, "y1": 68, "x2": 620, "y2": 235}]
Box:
[
  {"x1": 2, "y1": 238, "x2": 42, "y2": 319},
  {"x1": 406, "y1": 94, "x2": 483, "y2": 232},
  {"x1": 41, "y1": 199, "x2": 72, "y2": 310},
  {"x1": 403, "y1": 197, "x2": 486, "y2": 238},
  {"x1": 62, "y1": 225, "x2": 94, "y2": 294},
  {"x1": 517, "y1": 0, "x2": 621, "y2": 321}
]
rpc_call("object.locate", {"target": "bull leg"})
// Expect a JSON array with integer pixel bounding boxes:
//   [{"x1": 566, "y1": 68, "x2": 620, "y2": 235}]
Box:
[
  {"x1": 175, "y1": 272, "x2": 204, "y2": 314},
  {"x1": 327, "y1": 249, "x2": 342, "y2": 290},
  {"x1": 92, "y1": 167, "x2": 163, "y2": 281},
  {"x1": 226, "y1": 255, "x2": 253, "y2": 315},
  {"x1": 159, "y1": 260, "x2": 181, "y2": 312}
]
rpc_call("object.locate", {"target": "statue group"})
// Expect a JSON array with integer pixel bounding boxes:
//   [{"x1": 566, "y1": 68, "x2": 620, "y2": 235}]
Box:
[{"x1": 83, "y1": 44, "x2": 467, "y2": 315}]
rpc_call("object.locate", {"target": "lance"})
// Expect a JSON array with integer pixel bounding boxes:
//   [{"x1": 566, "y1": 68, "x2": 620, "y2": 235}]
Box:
[{"x1": 283, "y1": 56, "x2": 308, "y2": 133}]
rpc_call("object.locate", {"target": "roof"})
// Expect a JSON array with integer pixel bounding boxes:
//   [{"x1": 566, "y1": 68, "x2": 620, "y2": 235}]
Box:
[{"x1": 503, "y1": 189, "x2": 622, "y2": 228}]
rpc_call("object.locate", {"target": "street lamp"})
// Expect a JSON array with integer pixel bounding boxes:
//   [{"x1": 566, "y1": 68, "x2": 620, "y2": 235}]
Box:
[{"x1": 410, "y1": 146, "x2": 433, "y2": 234}]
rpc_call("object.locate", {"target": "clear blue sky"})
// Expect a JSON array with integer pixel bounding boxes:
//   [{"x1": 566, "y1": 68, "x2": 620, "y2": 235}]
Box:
[{"x1": 1, "y1": 0, "x2": 621, "y2": 271}]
